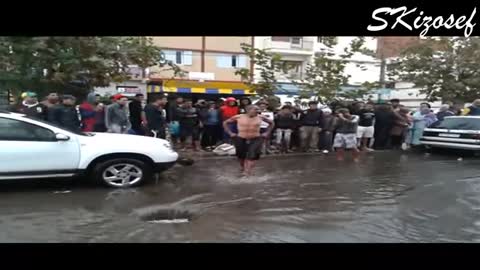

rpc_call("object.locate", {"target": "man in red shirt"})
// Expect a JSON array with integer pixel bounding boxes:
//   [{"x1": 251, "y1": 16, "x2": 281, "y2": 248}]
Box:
[
  {"x1": 220, "y1": 97, "x2": 239, "y2": 143},
  {"x1": 79, "y1": 92, "x2": 98, "y2": 132}
]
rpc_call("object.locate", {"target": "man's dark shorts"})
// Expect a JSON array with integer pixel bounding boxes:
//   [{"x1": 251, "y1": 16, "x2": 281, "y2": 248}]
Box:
[
  {"x1": 234, "y1": 137, "x2": 264, "y2": 160},
  {"x1": 180, "y1": 125, "x2": 200, "y2": 141}
]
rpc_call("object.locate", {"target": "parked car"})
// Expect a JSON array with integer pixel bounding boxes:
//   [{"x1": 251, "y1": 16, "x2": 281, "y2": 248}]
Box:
[
  {"x1": 420, "y1": 116, "x2": 480, "y2": 152},
  {"x1": 0, "y1": 111, "x2": 178, "y2": 188}
]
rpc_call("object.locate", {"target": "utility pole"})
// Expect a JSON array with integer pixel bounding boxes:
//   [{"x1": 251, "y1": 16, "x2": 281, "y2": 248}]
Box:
[
  {"x1": 379, "y1": 55, "x2": 386, "y2": 88},
  {"x1": 378, "y1": 54, "x2": 386, "y2": 102}
]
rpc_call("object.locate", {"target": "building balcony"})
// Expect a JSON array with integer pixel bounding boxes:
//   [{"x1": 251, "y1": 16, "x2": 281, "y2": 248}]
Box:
[
  {"x1": 263, "y1": 38, "x2": 314, "y2": 56},
  {"x1": 275, "y1": 71, "x2": 304, "y2": 81}
]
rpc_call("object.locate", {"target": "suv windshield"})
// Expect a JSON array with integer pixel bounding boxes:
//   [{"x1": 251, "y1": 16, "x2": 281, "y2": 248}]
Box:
[
  {"x1": 436, "y1": 118, "x2": 480, "y2": 130},
  {"x1": 23, "y1": 116, "x2": 93, "y2": 136}
]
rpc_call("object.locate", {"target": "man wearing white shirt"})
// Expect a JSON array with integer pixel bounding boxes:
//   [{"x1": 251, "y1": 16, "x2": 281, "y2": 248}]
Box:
[{"x1": 258, "y1": 102, "x2": 274, "y2": 154}]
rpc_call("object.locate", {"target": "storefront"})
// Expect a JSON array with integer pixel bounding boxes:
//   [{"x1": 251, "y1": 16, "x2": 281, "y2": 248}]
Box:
[
  {"x1": 146, "y1": 80, "x2": 254, "y2": 103},
  {"x1": 94, "y1": 81, "x2": 147, "y2": 98}
]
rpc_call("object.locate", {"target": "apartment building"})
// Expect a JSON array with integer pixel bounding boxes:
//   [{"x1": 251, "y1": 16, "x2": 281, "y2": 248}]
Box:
[
  {"x1": 146, "y1": 36, "x2": 254, "y2": 98},
  {"x1": 376, "y1": 37, "x2": 441, "y2": 109},
  {"x1": 254, "y1": 36, "x2": 381, "y2": 99}
]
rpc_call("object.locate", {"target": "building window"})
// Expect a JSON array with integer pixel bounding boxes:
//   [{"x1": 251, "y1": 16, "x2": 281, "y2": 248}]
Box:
[
  {"x1": 291, "y1": 37, "x2": 302, "y2": 45},
  {"x1": 271, "y1": 36, "x2": 290, "y2": 42},
  {"x1": 385, "y1": 82, "x2": 396, "y2": 89},
  {"x1": 175, "y1": 51, "x2": 182, "y2": 64},
  {"x1": 162, "y1": 50, "x2": 193, "y2": 66},
  {"x1": 280, "y1": 61, "x2": 302, "y2": 73},
  {"x1": 217, "y1": 54, "x2": 247, "y2": 68}
]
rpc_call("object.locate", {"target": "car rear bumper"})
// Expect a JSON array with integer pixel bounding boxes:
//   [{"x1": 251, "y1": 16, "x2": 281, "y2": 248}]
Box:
[
  {"x1": 420, "y1": 140, "x2": 480, "y2": 150},
  {"x1": 152, "y1": 161, "x2": 176, "y2": 172}
]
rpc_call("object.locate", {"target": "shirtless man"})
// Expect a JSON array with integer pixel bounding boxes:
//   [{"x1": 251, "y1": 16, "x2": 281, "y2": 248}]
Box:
[{"x1": 223, "y1": 105, "x2": 274, "y2": 176}]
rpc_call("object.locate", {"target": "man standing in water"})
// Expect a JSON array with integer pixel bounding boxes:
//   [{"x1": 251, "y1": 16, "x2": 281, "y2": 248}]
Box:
[{"x1": 223, "y1": 105, "x2": 274, "y2": 176}]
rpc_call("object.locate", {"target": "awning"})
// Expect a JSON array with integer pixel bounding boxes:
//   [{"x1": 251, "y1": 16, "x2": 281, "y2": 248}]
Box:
[
  {"x1": 147, "y1": 80, "x2": 254, "y2": 95},
  {"x1": 147, "y1": 85, "x2": 162, "y2": 93}
]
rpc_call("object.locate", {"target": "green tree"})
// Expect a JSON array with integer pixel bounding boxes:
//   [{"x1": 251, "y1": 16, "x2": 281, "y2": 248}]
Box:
[
  {"x1": 0, "y1": 37, "x2": 181, "y2": 99},
  {"x1": 388, "y1": 37, "x2": 480, "y2": 103},
  {"x1": 300, "y1": 37, "x2": 378, "y2": 104},
  {"x1": 235, "y1": 43, "x2": 284, "y2": 96}
]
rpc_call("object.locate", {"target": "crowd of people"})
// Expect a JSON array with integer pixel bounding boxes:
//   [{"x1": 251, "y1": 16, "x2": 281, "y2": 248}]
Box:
[{"x1": 9, "y1": 91, "x2": 480, "y2": 163}]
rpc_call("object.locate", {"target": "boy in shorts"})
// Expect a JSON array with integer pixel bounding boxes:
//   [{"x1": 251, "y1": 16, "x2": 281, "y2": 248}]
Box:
[{"x1": 333, "y1": 108, "x2": 360, "y2": 162}]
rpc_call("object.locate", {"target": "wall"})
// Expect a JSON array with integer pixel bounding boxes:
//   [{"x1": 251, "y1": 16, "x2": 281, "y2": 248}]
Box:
[
  {"x1": 204, "y1": 54, "x2": 249, "y2": 81},
  {"x1": 151, "y1": 36, "x2": 202, "y2": 50},
  {"x1": 382, "y1": 82, "x2": 442, "y2": 110},
  {"x1": 376, "y1": 37, "x2": 421, "y2": 58},
  {"x1": 149, "y1": 51, "x2": 203, "y2": 79},
  {"x1": 205, "y1": 36, "x2": 251, "y2": 52},
  {"x1": 150, "y1": 36, "x2": 251, "y2": 82}
]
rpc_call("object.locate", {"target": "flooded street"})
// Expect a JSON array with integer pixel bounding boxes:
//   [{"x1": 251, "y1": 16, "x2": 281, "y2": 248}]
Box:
[{"x1": 1, "y1": 151, "x2": 480, "y2": 242}]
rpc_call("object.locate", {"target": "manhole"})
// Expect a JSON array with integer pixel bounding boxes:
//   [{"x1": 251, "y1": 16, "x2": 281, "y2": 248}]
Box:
[{"x1": 139, "y1": 208, "x2": 193, "y2": 224}]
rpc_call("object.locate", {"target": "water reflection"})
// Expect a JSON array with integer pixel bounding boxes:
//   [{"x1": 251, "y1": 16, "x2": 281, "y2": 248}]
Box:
[{"x1": 0, "y1": 152, "x2": 480, "y2": 242}]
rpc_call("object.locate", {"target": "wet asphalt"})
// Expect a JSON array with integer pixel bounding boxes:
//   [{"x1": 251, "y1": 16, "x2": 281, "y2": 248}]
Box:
[{"x1": 1, "y1": 150, "x2": 480, "y2": 243}]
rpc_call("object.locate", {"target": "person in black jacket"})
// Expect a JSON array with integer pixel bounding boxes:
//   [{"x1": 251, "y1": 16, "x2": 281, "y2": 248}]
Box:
[
  {"x1": 275, "y1": 105, "x2": 296, "y2": 153},
  {"x1": 48, "y1": 95, "x2": 81, "y2": 132},
  {"x1": 299, "y1": 101, "x2": 324, "y2": 152},
  {"x1": 128, "y1": 93, "x2": 145, "y2": 135},
  {"x1": 238, "y1": 97, "x2": 252, "y2": 114},
  {"x1": 10, "y1": 91, "x2": 48, "y2": 120},
  {"x1": 144, "y1": 95, "x2": 167, "y2": 139},
  {"x1": 178, "y1": 99, "x2": 201, "y2": 151},
  {"x1": 373, "y1": 104, "x2": 395, "y2": 150}
]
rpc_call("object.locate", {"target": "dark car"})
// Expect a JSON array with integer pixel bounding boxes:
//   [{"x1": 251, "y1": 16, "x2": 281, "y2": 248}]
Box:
[{"x1": 420, "y1": 116, "x2": 480, "y2": 151}]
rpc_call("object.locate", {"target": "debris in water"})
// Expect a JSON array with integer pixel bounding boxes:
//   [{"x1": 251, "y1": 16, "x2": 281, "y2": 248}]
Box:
[
  {"x1": 138, "y1": 207, "x2": 193, "y2": 223},
  {"x1": 53, "y1": 190, "x2": 72, "y2": 194},
  {"x1": 147, "y1": 218, "x2": 189, "y2": 224}
]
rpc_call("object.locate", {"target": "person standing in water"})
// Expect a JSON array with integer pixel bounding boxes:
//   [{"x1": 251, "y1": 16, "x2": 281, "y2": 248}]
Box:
[
  {"x1": 223, "y1": 105, "x2": 274, "y2": 176},
  {"x1": 333, "y1": 108, "x2": 360, "y2": 162}
]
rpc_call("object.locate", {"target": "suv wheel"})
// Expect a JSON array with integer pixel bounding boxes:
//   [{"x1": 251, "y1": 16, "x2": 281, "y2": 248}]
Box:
[{"x1": 93, "y1": 158, "x2": 152, "y2": 188}]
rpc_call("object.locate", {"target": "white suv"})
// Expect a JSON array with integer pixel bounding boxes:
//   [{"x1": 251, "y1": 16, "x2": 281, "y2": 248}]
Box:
[{"x1": 0, "y1": 111, "x2": 178, "y2": 188}]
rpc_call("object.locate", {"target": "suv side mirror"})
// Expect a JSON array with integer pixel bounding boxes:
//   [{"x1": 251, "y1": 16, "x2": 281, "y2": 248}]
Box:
[{"x1": 55, "y1": 133, "x2": 70, "y2": 141}]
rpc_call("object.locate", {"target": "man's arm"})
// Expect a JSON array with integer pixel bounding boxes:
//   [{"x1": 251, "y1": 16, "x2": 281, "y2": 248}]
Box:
[
  {"x1": 318, "y1": 111, "x2": 324, "y2": 131},
  {"x1": 144, "y1": 106, "x2": 154, "y2": 130},
  {"x1": 141, "y1": 110, "x2": 147, "y2": 126},
  {"x1": 223, "y1": 115, "x2": 240, "y2": 136},
  {"x1": 104, "y1": 105, "x2": 112, "y2": 130},
  {"x1": 350, "y1": 115, "x2": 359, "y2": 123}
]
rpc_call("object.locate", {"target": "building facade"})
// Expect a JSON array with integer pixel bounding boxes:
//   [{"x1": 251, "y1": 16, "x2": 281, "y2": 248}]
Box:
[
  {"x1": 253, "y1": 36, "x2": 381, "y2": 102},
  {"x1": 147, "y1": 36, "x2": 254, "y2": 98},
  {"x1": 376, "y1": 37, "x2": 421, "y2": 58},
  {"x1": 376, "y1": 37, "x2": 441, "y2": 110}
]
